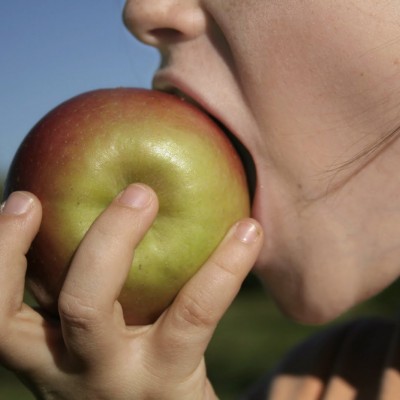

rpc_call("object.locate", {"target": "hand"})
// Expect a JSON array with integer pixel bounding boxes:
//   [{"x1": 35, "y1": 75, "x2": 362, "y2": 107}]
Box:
[{"x1": 0, "y1": 184, "x2": 262, "y2": 400}]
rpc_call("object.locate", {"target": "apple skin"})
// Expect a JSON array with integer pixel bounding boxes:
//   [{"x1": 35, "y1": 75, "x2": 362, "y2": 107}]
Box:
[{"x1": 4, "y1": 88, "x2": 250, "y2": 325}]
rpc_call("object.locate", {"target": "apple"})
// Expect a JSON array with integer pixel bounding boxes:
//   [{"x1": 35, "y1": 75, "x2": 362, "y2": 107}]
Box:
[{"x1": 4, "y1": 88, "x2": 250, "y2": 325}]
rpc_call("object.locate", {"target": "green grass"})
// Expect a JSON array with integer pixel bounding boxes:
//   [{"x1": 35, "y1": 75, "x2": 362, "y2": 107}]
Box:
[{"x1": 1, "y1": 275, "x2": 398, "y2": 399}]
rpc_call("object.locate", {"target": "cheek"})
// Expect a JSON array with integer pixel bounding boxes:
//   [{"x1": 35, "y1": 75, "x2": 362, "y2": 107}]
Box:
[{"x1": 233, "y1": 5, "x2": 400, "y2": 197}]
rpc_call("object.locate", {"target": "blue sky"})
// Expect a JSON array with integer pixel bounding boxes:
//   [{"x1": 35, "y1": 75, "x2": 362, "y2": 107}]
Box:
[{"x1": 0, "y1": 0, "x2": 160, "y2": 176}]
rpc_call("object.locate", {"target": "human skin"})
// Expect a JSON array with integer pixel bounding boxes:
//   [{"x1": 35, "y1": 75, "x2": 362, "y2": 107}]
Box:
[
  {"x1": 0, "y1": 187, "x2": 262, "y2": 399},
  {"x1": 124, "y1": 0, "x2": 400, "y2": 323}
]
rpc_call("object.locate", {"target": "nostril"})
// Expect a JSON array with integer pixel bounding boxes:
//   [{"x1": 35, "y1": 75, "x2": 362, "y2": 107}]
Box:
[
  {"x1": 149, "y1": 28, "x2": 186, "y2": 44},
  {"x1": 123, "y1": 1, "x2": 207, "y2": 47}
]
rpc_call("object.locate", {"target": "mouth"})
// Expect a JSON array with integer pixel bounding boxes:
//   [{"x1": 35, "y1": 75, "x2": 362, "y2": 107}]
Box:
[
  {"x1": 211, "y1": 115, "x2": 257, "y2": 203},
  {"x1": 156, "y1": 86, "x2": 257, "y2": 204}
]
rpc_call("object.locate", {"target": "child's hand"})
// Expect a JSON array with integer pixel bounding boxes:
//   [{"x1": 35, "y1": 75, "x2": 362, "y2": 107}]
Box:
[{"x1": 0, "y1": 184, "x2": 262, "y2": 400}]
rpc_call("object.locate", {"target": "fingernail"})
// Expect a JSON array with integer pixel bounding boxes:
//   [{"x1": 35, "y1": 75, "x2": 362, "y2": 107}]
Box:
[
  {"x1": 234, "y1": 221, "x2": 260, "y2": 244},
  {"x1": 0, "y1": 192, "x2": 34, "y2": 215},
  {"x1": 118, "y1": 184, "x2": 152, "y2": 209}
]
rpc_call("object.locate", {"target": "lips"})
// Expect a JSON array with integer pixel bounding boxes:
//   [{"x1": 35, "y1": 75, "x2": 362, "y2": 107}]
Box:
[
  {"x1": 153, "y1": 77, "x2": 257, "y2": 204},
  {"x1": 210, "y1": 116, "x2": 257, "y2": 202}
]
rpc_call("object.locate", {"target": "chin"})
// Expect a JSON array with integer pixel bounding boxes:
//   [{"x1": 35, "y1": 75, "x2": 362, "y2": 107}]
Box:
[
  {"x1": 280, "y1": 300, "x2": 351, "y2": 326},
  {"x1": 254, "y1": 264, "x2": 361, "y2": 326},
  {"x1": 275, "y1": 294, "x2": 354, "y2": 326}
]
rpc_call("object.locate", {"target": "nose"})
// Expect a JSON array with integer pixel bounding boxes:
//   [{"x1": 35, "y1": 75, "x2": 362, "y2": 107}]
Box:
[{"x1": 123, "y1": 0, "x2": 207, "y2": 48}]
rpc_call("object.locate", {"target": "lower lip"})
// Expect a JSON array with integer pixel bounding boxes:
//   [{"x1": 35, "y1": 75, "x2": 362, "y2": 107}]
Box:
[{"x1": 210, "y1": 116, "x2": 257, "y2": 204}]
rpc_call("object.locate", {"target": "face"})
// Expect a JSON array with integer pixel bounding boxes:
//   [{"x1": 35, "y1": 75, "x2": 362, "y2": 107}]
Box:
[{"x1": 123, "y1": 0, "x2": 400, "y2": 323}]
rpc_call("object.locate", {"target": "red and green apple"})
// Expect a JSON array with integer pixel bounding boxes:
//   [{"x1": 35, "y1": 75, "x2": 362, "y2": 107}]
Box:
[{"x1": 4, "y1": 88, "x2": 250, "y2": 325}]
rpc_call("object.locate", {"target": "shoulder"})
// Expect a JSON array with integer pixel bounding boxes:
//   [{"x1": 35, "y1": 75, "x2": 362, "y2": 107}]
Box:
[{"x1": 242, "y1": 317, "x2": 399, "y2": 400}]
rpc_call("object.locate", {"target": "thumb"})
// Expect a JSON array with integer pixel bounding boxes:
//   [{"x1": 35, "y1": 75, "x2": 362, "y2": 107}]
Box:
[{"x1": 149, "y1": 219, "x2": 263, "y2": 375}]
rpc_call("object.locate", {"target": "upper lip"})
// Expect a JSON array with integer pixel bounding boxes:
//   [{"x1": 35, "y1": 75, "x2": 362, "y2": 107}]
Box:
[
  {"x1": 153, "y1": 71, "x2": 257, "y2": 203},
  {"x1": 153, "y1": 72, "x2": 215, "y2": 121}
]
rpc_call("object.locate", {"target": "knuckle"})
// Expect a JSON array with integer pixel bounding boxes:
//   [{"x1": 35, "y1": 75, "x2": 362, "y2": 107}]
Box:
[
  {"x1": 209, "y1": 256, "x2": 238, "y2": 279},
  {"x1": 176, "y1": 291, "x2": 216, "y2": 330},
  {"x1": 0, "y1": 221, "x2": 26, "y2": 255},
  {"x1": 88, "y1": 209, "x2": 139, "y2": 251},
  {"x1": 208, "y1": 256, "x2": 244, "y2": 291},
  {"x1": 58, "y1": 290, "x2": 100, "y2": 330},
  {"x1": 91, "y1": 218, "x2": 123, "y2": 245}
]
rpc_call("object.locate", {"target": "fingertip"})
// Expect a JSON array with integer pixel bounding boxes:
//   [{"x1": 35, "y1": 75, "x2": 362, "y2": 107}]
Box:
[
  {"x1": 116, "y1": 183, "x2": 157, "y2": 210},
  {"x1": 233, "y1": 219, "x2": 262, "y2": 244},
  {"x1": 1, "y1": 191, "x2": 42, "y2": 221},
  {"x1": 0, "y1": 191, "x2": 42, "y2": 250},
  {"x1": 1, "y1": 191, "x2": 35, "y2": 216}
]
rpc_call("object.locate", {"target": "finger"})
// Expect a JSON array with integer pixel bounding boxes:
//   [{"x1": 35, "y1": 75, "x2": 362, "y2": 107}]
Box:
[
  {"x1": 150, "y1": 218, "x2": 263, "y2": 374},
  {"x1": 0, "y1": 192, "x2": 42, "y2": 314},
  {"x1": 0, "y1": 306, "x2": 63, "y2": 375},
  {"x1": 0, "y1": 192, "x2": 59, "y2": 372},
  {"x1": 58, "y1": 184, "x2": 158, "y2": 363}
]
